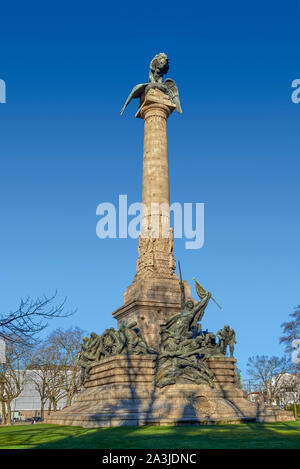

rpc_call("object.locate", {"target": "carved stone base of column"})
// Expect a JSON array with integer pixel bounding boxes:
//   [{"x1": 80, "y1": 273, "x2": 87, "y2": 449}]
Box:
[
  {"x1": 136, "y1": 229, "x2": 176, "y2": 279},
  {"x1": 112, "y1": 276, "x2": 191, "y2": 348}
]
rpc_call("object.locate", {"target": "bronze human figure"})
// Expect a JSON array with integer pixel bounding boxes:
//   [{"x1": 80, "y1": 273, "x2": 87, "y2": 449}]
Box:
[
  {"x1": 77, "y1": 332, "x2": 101, "y2": 385},
  {"x1": 120, "y1": 53, "x2": 182, "y2": 115},
  {"x1": 217, "y1": 325, "x2": 237, "y2": 357}
]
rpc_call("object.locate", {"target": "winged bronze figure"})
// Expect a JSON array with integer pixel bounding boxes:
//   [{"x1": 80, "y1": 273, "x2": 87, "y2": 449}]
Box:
[{"x1": 120, "y1": 53, "x2": 182, "y2": 115}]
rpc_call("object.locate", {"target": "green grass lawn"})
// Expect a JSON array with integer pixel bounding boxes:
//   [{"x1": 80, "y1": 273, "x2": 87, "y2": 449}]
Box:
[{"x1": 0, "y1": 421, "x2": 299, "y2": 449}]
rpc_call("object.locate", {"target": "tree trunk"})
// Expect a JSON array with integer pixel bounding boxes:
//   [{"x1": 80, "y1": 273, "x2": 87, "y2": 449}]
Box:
[
  {"x1": 1, "y1": 401, "x2": 6, "y2": 425},
  {"x1": 47, "y1": 398, "x2": 52, "y2": 415},
  {"x1": 266, "y1": 387, "x2": 273, "y2": 406},
  {"x1": 40, "y1": 401, "x2": 45, "y2": 420},
  {"x1": 52, "y1": 399, "x2": 57, "y2": 412},
  {"x1": 67, "y1": 392, "x2": 72, "y2": 407},
  {"x1": 6, "y1": 401, "x2": 12, "y2": 426}
]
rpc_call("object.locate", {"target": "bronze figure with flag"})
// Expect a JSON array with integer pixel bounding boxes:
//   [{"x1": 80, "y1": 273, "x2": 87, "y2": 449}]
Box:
[{"x1": 193, "y1": 278, "x2": 222, "y2": 310}]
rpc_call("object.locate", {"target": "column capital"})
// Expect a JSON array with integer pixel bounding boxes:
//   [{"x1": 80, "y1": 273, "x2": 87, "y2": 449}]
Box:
[{"x1": 136, "y1": 88, "x2": 176, "y2": 120}]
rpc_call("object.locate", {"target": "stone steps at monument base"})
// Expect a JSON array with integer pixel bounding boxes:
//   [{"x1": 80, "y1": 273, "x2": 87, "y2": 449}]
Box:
[
  {"x1": 88, "y1": 368, "x2": 155, "y2": 380},
  {"x1": 75, "y1": 391, "x2": 246, "y2": 403},
  {"x1": 75, "y1": 384, "x2": 153, "y2": 400},
  {"x1": 210, "y1": 369, "x2": 236, "y2": 377},
  {"x1": 84, "y1": 355, "x2": 157, "y2": 388},
  {"x1": 85, "y1": 375, "x2": 155, "y2": 388},
  {"x1": 87, "y1": 368, "x2": 155, "y2": 379},
  {"x1": 88, "y1": 366, "x2": 156, "y2": 377},
  {"x1": 77, "y1": 383, "x2": 246, "y2": 401},
  {"x1": 79, "y1": 388, "x2": 246, "y2": 401},
  {"x1": 46, "y1": 356, "x2": 294, "y2": 427},
  {"x1": 207, "y1": 363, "x2": 236, "y2": 370},
  {"x1": 47, "y1": 415, "x2": 260, "y2": 428},
  {"x1": 213, "y1": 383, "x2": 243, "y2": 392},
  {"x1": 44, "y1": 384, "x2": 295, "y2": 427},
  {"x1": 84, "y1": 356, "x2": 238, "y2": 391},
  {"x1": 89, "y1": 360, "x2": 156, "y2": 374},
  {"x1": 46, "y1": 411, "x2": 294, "y2": 427},
  {"x1": 46, "y1": 405, "x2": 292, "y2": 427},
  {"x1": 45, "y1": 399, "x2": 260, "y2": 425},
  {"x1": 45, "y1": 411, "x2": 294, "y2": 427},
  {"x1": 213, "y1": 376, "x2": 236, "y2": 384},
  {"x1": 257, "y1": 413, "x2": 294, "y2": 422}
]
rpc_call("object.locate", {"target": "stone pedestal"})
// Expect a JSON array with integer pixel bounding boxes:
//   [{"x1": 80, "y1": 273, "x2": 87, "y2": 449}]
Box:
[
  {"x1": 84, "y1": 355, "x2": 156, "y2": 389},
  {"x1": 208, "y1": 357, "x2": 237, "y2": 387},
  {"x1": 112, "y1": 279, "x2": 191, "y2": 348},
  {"x1": 45, "y1": 356, "x2": 294, "y2": 427}
]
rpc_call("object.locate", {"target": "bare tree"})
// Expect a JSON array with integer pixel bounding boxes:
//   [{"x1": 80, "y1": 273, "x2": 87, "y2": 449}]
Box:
[
  {"x1": 45, "y1": 347, "x2": 67, "y2": 413},
  {"x1": 246, "y1": 355, "x2": 294, "y2": 406},
  {"x1": 28, "y1": 327, "x2": 84, "y2": 416},
  {"x1": 0, "y1": 341, "x2": 28, "y2": 425},
  {"x1": 30, "y1": 343, "x2": 66, "y2": 415},
  {"x1": 47, "y1": 327, "x2": 84, "y2": 406},
  {"x1": 280, "y1": 305, "x2": 300, "y2": 354},
  {"x1": 27, "y1": 346, "x2": 53, "y2": 420},
  {"x1": 0, "y1": 292, "x2": 74, "y2": 346}
]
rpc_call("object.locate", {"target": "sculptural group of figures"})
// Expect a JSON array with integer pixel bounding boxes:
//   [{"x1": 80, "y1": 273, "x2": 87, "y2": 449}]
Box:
[
  {"x1": 78, "y1": 278, "x2": 236, "y2": 388},
  {"x1": 78, "y1": 322, "x2": 156, "y2": 385},
  {"x1": 154, "y1": 282, "x2": 236, "y2": 388}
]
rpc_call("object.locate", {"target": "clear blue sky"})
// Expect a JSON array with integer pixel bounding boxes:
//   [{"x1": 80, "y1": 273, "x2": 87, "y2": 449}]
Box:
[{"x1": 0, "y1": 1, "x2": 299, "y2": 378}]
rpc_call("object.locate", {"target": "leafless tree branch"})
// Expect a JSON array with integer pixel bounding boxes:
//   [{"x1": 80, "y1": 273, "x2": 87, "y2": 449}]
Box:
[{"x1": 0, "y1": 291, "x2": 75, "y2": 347}]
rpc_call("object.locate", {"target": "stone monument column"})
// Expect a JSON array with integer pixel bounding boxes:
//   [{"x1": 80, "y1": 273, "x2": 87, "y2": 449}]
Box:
[
  {"x1": 140, "y1": 89, "x2": 173, "y2": 237},
  {"x1": 136, "y1": 88, "x2": 176, "y2": 278},
  {"x1": 113, "y1": 88, "x2": 191, "y2": 347}
]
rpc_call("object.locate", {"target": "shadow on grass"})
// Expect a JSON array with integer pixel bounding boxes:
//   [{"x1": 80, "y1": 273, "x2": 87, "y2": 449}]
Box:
[
  {"x1": 1, "y1": 422, "x2": 299, "y2": 449},
  {"x1": 41, "y1": 346, "x2": 297, "y2": 447},
  {"x1": 0, "y1": 424, "x2": 90, "y2": 449}
]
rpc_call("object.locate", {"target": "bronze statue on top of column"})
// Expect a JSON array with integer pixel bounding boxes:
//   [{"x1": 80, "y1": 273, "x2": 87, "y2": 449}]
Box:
[{"x1": 120, "y1": 53, "x2": 182, "y2": 115}]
